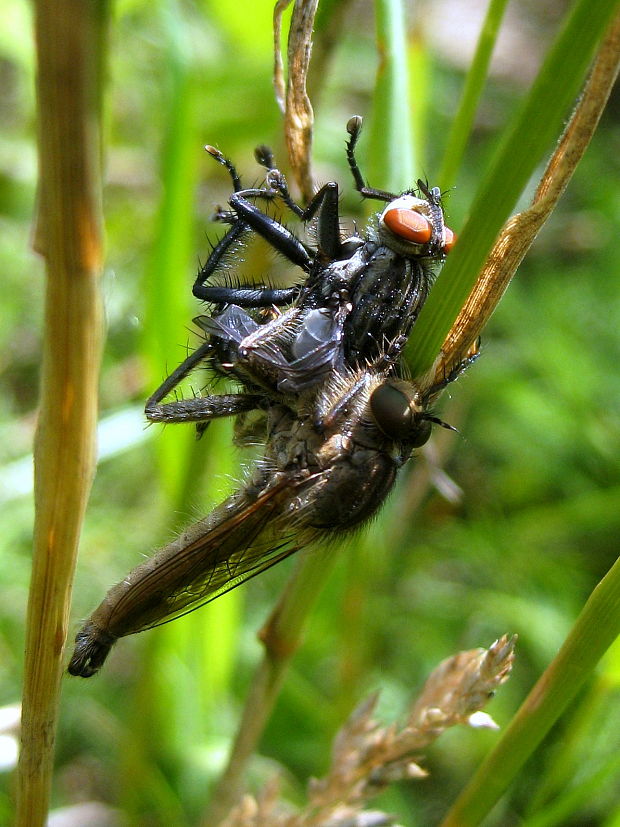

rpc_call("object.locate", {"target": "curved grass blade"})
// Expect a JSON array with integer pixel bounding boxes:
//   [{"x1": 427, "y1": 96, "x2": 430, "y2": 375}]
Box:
[{"x1": 406, "y1": 0, "x2": 620, "y2": 378}]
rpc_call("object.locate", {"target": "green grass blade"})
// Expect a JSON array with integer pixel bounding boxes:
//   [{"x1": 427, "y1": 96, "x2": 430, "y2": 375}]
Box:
[
  {"x1": 438, "y1": 0, "x2": 510, "y2": 191},
  {"x1": 367, "y1": 0, "x2": 415, "y2": 190},
  {"x1": 441, "y1": 552, "x2": 620, "y2": 826},
  {"x1": 523, "y1": 750, "x2": 620, "y2": 827},
  {"x1": 142, "y1": 2, "x2": 212, "y2": 504},
  {"x1": 405, "y1": 0, "x2": 619, "y2": 377},
  {"x1": 407, "y1": 24, "x2": 430, "y2": 174}
]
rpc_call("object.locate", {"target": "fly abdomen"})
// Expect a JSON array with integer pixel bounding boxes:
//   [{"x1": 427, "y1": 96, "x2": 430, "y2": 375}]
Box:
[
  {"x1": 306, "y1": 447, "x2": 398, "y2": 531},
  {"x1": 68, "y1": 622, "x2": 117, "y2": 678},
  {"x1": 68, "y1": 475, "x2": 303, "y2": 677},
  {"x1": 344, "y1": 248, "x2": 431, "y2": 364}
]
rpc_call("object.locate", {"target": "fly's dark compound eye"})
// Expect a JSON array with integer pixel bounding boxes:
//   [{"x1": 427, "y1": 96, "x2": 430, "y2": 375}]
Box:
[
  {"x1": 369, "y1": 383, "x2": 412, "y2": 440},
  {"x1": 408, "y1": 417, "x2": 432, "y2": 448},
  {"x1": 369, "y1": 382, "x2": 432, "y2": 446}
]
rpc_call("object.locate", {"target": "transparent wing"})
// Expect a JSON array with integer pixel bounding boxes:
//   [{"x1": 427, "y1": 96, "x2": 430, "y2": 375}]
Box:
[
  {"x1": 95, "y1": 475, "x2": 319, "y2": 635},
  {"x1": 69, "y1": 474, "x2": 320, "y2": 676}
]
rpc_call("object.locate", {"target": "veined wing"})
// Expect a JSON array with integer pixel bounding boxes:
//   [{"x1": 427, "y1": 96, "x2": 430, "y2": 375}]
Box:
[{"x1": 68, "y1": 472, "x2": 318, "y2": 676}]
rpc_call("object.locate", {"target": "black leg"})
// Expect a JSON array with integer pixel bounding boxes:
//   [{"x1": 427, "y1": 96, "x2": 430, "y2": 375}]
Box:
[
  {"x1": 145, "y1": 338, "x2": 265, "y2": 429},
  {"x1": 193, "y1": 198, "x2": 303, "y2": 305},
  {"x1": 254, "y1": 145, "x2": 307, "y2": 219},
  {"x1": 345, "y1": 116, "x2": 397, "y2": 203},
  {"x1": 195, "y1": 146, "x2": 313, "y2": 299},
  {"x1": 265, "y1": 173, "x2": 342, "y2": 261},
  {"x1": 311, "y1": 183, "x2": 342, "y2": 260},
  {"x1": 193, "y1": 221, "x2": 246, "y2": 300},
  {"x1": 254, "y1": 147, "x2": 344, "y2": 261},
  {"x1": 254, "y1": 144, "x2": 276, "y2": 171},
  {"x1": 146, "y1": 393, "x2": 264, "y2": 425},
  {"x1": 204, "y1": 144, "x2": 244, "y2": 192},
  {"x1": 228, "y1": 190, "x2": 313, "y2": 271},
  {"x1": 192, "y1": 213, "x2": 300, "y2": 306},
  {"x1": 196, "y1": 123, "x2": 375, "y2": 309},
  {"x1": 196, "y1": 148, "x2": 291, "y2": 292},
  {"x1": 241, "y1": 143, "x2": 345, "y2": 262},
  {"x1": 145, "y1": 340, "x2": 214, "y2": 414},
  {"x1": 193, "y1": 283, "x2": 301, "y2": 307}
]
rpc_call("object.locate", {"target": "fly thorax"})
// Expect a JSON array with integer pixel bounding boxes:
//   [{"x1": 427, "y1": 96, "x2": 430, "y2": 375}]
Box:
[{"x1": 314, "y1": 247, "x2": 373, "y2": 304}]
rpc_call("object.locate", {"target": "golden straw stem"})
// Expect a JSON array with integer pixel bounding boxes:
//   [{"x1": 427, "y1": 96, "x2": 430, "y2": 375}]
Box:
[{"x1": 16, "y1": 2, "x2": 105, "y2": 824}]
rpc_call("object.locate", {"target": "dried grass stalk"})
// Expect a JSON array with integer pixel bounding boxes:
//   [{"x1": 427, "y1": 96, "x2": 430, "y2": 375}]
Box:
[
  {"x1": 219, "y1": 636, "x2": 516, "y2": 827},
  {"x1": 15, "y1": 2, "x2": 105, "y2": 825}
]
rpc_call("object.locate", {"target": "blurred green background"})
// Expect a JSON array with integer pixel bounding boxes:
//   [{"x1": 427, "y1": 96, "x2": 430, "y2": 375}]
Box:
[{"x1": 1, "y1": 0, "x2": 619, "y2": 824}]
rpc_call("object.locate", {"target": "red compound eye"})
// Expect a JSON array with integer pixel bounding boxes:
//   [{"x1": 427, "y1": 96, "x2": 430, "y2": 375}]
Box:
[
  {"x1": 443, "y1": 227, "x2": 456, "y2": 252},
  {"x1": 383, "y1": 207, "x2": 432, "y2": 244}
]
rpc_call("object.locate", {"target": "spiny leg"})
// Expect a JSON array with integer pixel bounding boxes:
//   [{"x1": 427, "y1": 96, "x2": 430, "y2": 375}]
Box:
[
  {"x1": 147, "y1": 393, "x2": 265, "y2": 426},
  {"x1": 145, "y1": 339, "x2": 264, "y2": 426},
  {"x1": 345, "y1": 116, "x2": 397, "y2": 203},
  {"x1": 193, "y1": 283, "x2": 300, "y2": 307},
  {"x1": 227, "y1": 190, "x2": 313, "y2": 271},
  {"x1": 193, "y1": 198, "x2": 301, "y2": 305},
  {"x1": 255, "y1": 144, "x2": 344, "y2": 261},
  {"x1": 194, "y1": 145, "x2": 312, "y2": 303},
  {"x1": 204, "y1": 143, "x2": 244, "y2": 193}
]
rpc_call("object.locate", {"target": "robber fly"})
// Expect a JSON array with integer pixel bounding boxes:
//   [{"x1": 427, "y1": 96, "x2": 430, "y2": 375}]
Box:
[{"x1": 68, "y1": 117, "x2": 469, "y2": 677}]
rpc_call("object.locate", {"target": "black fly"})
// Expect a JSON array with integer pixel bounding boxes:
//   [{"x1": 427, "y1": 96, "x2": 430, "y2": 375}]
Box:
[{"x1": 69, "y1": 117, "x2": 468, "y2": 677}]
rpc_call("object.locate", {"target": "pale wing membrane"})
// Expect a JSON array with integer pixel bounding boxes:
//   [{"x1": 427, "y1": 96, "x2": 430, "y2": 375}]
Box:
[{"x1": 68, "y1": 475, "x2": 317, "y2": 676}]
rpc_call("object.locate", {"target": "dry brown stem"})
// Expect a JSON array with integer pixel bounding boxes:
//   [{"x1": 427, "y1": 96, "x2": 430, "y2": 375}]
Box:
[
  {"x1": 434, "y1": 11, "x2": 620, "y2": 385},
  {"x1": 274, "y1": 0, "x2": 318, "y2": 201},
  {"x1": 15, "y1": 2, "x2": 105, "y2": 825}
]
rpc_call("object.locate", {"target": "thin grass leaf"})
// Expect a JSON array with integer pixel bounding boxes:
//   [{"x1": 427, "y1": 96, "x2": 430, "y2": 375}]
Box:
[
  {"x1": 407, "y1": 23, "x2": 430, "y2": 175},
  {"x1": 522, "y1": 750, "x2": 620, "y2": 827},
  {"x1": 406, "y1": 0, "x2": 620, "y2": 377},
  {"x1": 441, "y1": 551, "x2": 620, "y2": 826},
  {"x1": 142, "y1": 3, "x2": 201, "y2": 502},
  {"x1": 438, "y1": 0, "x2": 510, "y2": 191},
  {"x1": 367, "y1": 0, "x2": 414, "y2": 191}
]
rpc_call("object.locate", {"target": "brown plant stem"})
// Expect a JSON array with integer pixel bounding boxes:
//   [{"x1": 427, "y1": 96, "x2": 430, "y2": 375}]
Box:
[
  {"x1": 15, "y1": 2, "x2": 105, "y2": 825},
  {"x1": 204, "y1": 547, "x2": 339, "y2": 826},
  {"x1": 433, "y1": 9, "x2": 620, "y2": 384},
  {"x1": 274, "y1": 0, "x2": 318, "y2": 201}
]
